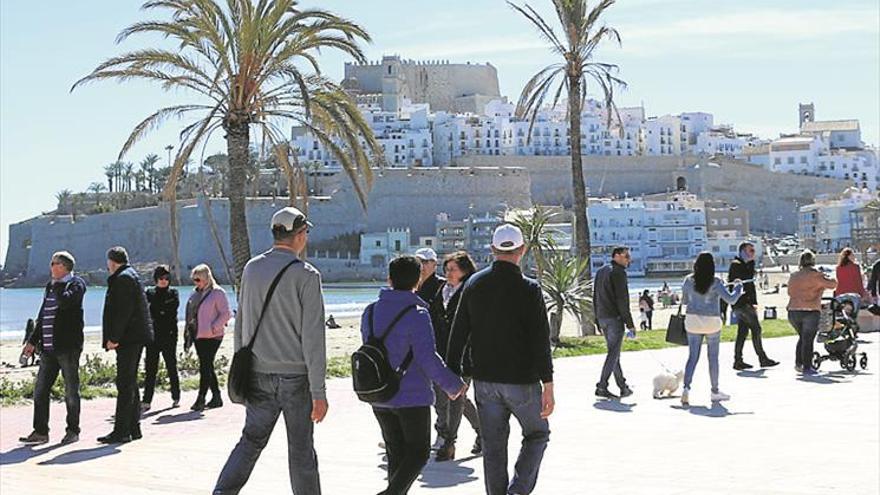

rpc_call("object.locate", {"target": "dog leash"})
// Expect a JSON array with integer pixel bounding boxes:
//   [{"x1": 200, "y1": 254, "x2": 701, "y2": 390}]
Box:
[{"x1": 647, "y1": 350, "x2": 678, "y2": 375}]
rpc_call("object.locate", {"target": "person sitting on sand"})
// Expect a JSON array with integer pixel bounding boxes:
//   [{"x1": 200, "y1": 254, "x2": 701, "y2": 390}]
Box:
[{"x1": 326, "y1": 314, "x2": 341, "y2": 329}]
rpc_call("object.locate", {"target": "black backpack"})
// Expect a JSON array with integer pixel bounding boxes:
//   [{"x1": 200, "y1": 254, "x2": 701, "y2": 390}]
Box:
[{"x1": 351, "y1": 303, "x2": 417, "y2": 403}]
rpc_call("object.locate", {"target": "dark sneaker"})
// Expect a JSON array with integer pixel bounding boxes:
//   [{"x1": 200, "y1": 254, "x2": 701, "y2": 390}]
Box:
[
  {"x1": 19, "y1": 431, "x2": 49, "y2": 445},
  {"x1": 733, "y1": 361, "x2": 753, "y2": 371},
  {"x1": 171, "y1": 399, "x2": 180, "y2": 408},
  {"x1": 435, "y1": 442, "x2": 455, "y2": 462},
  {"x1": 60, "y1": 431, "x2": 79, "y2": 445},
  {"x1": 595, "y1": 387, "x2": 618, "y2": 399},
  {"x1": 139, "y1": 402, "x2": 151, "y2": 413},
  {"x1": 471, "y1": 436, "x2": 482, "y2": 455},
  {"x1": 191, "y1": 397, "x2": 206, "y2": 411},
  {"x1": 759, "y1": 358, "x2": 779, "y2": 368},
  {"x1": 131, "y1": 425, "x2": 143, "y2": 441},
  {"x1": 619, "y1": 386, "x2": 634, "y2": 398},
  {"x1": 802, "y1": 368, "x2": 819, "y2": 376},
  {"x1": 205, "y1": 397, "x2": 223, "y2": 409},
  {"x1": 97, "y1": 432, "x2": 131, "y2": 444}
]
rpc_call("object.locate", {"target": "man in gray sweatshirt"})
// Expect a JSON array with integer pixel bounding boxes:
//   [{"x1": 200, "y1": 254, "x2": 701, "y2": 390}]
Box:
[{"x1": 215, "y1": 207, "x2": 327, "y2": 495}]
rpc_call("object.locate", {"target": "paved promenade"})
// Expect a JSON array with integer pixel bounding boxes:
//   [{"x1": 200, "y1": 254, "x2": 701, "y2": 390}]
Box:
[{"x1": 1, "y1": 333, "x2": 878, "y2": 494}]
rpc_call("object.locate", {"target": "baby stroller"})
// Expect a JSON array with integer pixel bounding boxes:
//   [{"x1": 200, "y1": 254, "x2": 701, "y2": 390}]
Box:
[{"x1": 814, "y1": 295, "x2": 868, "y2": 372}]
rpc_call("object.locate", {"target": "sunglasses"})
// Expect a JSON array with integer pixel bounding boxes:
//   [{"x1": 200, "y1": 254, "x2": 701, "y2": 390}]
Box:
[{"x1": 50, "y1": 261, "x2": 62, "y2": 266}]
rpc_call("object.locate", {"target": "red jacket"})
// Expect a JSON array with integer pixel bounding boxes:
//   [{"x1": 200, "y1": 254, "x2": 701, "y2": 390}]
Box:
[{"x1": 834, "y1": 263, "x2": 867, "y2": 298}]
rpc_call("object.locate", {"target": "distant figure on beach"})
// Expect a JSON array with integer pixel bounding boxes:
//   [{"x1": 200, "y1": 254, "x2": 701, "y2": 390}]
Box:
[
  {"x1": 434, "y1": 251, "x2": 482, "y2": 461},
  {"x1": 142, "y1": 264, "x2": 181, "y2": 412},
  {"x1": 787, "y1": 250, "x2": 837, "y2": 376},
  {"x1": 728, "y1": 242, "x2": 778, "y2": 371},
  {"x1": 680, "y1": 252, "x2": 743, "y2": 406},
  {"x1": 99, "y1": 246, "x2": 153, "y2": 444},
  {"x1": 447, "y1": 224, "x2": 555, "y2": 495},
  {"x1": 593, "y1": 246, "x2": 636, "y2": 399},
  {"x1": 326, "y1": 314, "x2": 341, "y2": 329},
  {"x1": 639, "y1": 290, "x2": 654, "y2": 330},
  {"x1": 834, "y1": 248, "x2": 868, "y2": 302},
  {"x1": 362, "y1": 255, "x2": 466, "y2": 494},
  {"x1": 186, "y1": 263, "x2": 231, "y2": 412},
  {"x1": 19, "y1": 251, "x2": 86, "y2": 446},
  {"x1": 215, "y1": 207, "x2": 327, "y2": 495}
]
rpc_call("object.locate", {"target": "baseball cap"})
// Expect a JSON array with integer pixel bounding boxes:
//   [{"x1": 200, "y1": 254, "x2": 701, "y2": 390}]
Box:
[
  {"x1": 414, "y1": 247, "x2": 438, "y2": 262},
  {"x1": 492, "y1": 224, "x2": 524, "y2": 251},
  {"x1": 271, "y1": 207, "x2": 312, "y2": 232}
]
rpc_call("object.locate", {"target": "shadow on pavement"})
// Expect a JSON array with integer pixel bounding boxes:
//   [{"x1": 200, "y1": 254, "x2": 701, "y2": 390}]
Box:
[
  {"x1": 796, "y1": 374, "x2": 847, "y2": 385},
  {"x1": 671, "y1": 403, "x2": 754, "y2": 418},
  {"x1": 153, "y1": 411, "x2": 204, "y2": 425},
  {"x1": 37, "y1": 445, "x2": 120, "y2": 465},
  {"x1": 141, "y1": 406, "x2": 177, "y2": 419},
  {"x1": 593, "y1": 400, "x2": 638, "y2": 413},
  {"x1": 736, "y1": 369, "x2": 768, "y2": 379},
  {"x1": 419, "y1": 459, "x2": 479, "y2": 488},
  {"x1": 0, "y1": 443, "x2": 66, "y2": 466}
]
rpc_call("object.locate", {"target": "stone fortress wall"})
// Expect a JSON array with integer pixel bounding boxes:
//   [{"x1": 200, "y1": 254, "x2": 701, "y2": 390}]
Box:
[{"x1": 343, "y1": 56, "x2": 501, "y2": 113}]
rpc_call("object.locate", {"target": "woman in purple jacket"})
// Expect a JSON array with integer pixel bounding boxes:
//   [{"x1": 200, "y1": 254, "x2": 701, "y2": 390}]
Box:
[{"x1": 362, "y1": 256, "x2": 466, "y2": 495}]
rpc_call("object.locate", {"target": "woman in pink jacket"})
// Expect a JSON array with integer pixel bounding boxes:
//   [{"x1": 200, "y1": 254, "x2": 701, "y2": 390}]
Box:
[{"x1": 186, "y1": 264, "x2": 231, "y2": 411}]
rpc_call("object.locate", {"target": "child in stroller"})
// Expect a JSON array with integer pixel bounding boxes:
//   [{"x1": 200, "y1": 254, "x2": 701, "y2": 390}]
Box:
[{"x1": 814, "y1": 294, "x2": 869, "y2": 371}]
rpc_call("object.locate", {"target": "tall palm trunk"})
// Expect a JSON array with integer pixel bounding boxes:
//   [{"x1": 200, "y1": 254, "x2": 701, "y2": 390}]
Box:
[
  {"x1": 568, "y1": 74, "x2": 591, "y2": 273},
  {"x1": 227, "y1": 121, "x2": 252, "y2": 289}
]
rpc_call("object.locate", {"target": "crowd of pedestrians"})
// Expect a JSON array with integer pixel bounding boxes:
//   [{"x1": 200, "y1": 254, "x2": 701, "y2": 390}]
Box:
[{"x1": 15, "y1": 207, "x2": 875, "y2": 494}]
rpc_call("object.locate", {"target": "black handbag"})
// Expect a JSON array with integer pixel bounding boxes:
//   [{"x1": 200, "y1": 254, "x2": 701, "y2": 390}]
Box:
[
  {"x1": 228, "y1": 259, "x2": 299, "y2": 405},
  {"x1": 665, "y1": 304, "x2": 688, "y2": 346}
]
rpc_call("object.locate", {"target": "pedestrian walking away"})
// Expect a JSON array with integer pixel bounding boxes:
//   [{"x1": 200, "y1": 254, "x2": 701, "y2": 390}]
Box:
[
  {"x1": 728, "y1": 242, "x2": 778, "y2": 370},
  {"x1": 363, "y1": 256, "x2": 466, "y2": 494},
  {"x1": 593, "y1": 246, "x2": 636, "y2": 399},
  {"x1": 214, "y1": 207, "x2": 327, "y2": 495},
  {"x1": 187, "y1": 264, "x2": 232, "y2": 412},
  {"x1": 142, "y1": 264, "x2": 181, "y2": 411},
  {"x1": 98, "y1": 246, "x2": 153, "y2": 444},
  {"x1": 787, "y1": 250, "x2": 837, "y2": 375},
  {"x1": 679, "y1": 252, "x2": 743, "y2": 406},
  {"x1": 447, "y1": 224, "x2": 555, "y2": 495},
  {"x1": 19, "y1": 251, "x2": 86, "y2": 446}
]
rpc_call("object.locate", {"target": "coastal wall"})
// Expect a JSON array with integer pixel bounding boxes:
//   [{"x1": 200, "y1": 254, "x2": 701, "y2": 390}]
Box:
[{"x1": 455, "y1": 155, "x2": 850, "y2": 233}]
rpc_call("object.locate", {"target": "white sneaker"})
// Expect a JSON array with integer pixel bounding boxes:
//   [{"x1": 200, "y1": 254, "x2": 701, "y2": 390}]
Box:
[
  {"x1": 680, "y1": 389, "x2": 689, "y2": 406},
  {"x1": 711, "y1": 390, "x2": 731, "y2": 402}
]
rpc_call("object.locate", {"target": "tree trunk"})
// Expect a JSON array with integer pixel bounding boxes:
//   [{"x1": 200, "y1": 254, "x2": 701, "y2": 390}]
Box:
[
  {"x1": 226, "y1": 122, "x2": 252, "y2": 290},
  {"x1": 168, "y1": 199, "x2": 183, "y2": 284}
]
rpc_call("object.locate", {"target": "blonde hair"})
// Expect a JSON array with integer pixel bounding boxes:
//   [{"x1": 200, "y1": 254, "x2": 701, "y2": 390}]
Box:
[{"x1": 190, "y1": 264, "x2": 217, "y2": 287}]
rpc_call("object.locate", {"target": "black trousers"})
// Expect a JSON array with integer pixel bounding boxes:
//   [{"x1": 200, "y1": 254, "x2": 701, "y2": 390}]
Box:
[
  {"x1": 195, "y1": 338, "x2": 222, "y2": 399},
  {"x1": 733, "y1": 306, "x2": 769, "y2": 362},
  {"x1": 114, "y1": 344, "x2": 143, "y2": 436},
  {"x1": 373, "y1": 406, "x2": 431, "y2": 495},
  {"x1": 142, "y1": 339, "x2": 180, "y2": 403}
]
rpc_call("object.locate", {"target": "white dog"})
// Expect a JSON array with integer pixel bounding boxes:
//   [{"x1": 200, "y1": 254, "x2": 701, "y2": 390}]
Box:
[{"x1": 652, "y1": 370, "x2": 684, "y2": 399}]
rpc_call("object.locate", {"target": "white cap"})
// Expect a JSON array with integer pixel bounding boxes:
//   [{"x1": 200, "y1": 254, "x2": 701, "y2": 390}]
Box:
[
  {"x1": 270, "y1": 207, "x2": 312, "y2": 232},
  {"x1": 492, "y1": 224, "x2": 524, "y2": 251},
  {"x1": 414, "y1": 247, "x2": 438, "y2": 262}
]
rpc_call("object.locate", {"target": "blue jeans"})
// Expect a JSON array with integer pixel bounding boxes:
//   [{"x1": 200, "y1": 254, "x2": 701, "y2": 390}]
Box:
[
  {"x1": 474, "y1": 381, "x2": 550, "y2": 495},
  {"x1": 788, "y1": 310, "x2": 820, "y2": 371},
  {"x1": 214, "y1": 373, "x2": 320, "y2": 495},
  {"x1": 597, "y1": 317, "x2": 627, "y2": 390},
  {"x1": 684, "y1": 332, "x2": 721, "y2": 393},
  {"x1": 33, "y1": 349, "x2": 81, "y2": 435}
]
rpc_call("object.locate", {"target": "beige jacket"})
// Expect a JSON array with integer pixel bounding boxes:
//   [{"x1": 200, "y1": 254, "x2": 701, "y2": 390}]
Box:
[{"x1": 787, "y1": 268, "x2": 838, "y2": 311}]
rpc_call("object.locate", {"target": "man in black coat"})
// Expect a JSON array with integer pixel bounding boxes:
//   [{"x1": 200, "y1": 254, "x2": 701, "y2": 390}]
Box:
[
  {"x1": 19, "y1": 251, "x2": 86, "y2": 446},
  {"x1": 593, "y1": 246, "x2": 636, "y2": 399},
  {"x1": 142, "y1": 264, "x2": 180, "y2": 411},
  {"x1": 728, "y1": 242, "x2": 778, "y2": 370},
  {"x1": 98, "y1": 246, "x2": 154, "y2": 444}
]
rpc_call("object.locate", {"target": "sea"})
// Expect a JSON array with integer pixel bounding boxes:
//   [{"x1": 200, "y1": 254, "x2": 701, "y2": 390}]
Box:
[{"x1": 0, "y1": 278, "x2": 680, "y2": 340}]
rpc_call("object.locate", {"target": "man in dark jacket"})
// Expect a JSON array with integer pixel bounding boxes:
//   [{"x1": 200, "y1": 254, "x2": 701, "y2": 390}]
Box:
[
  {"x1": 728, "y1": 242, "x2": 778, "y2": 370},
  {"x1": 593, "y1": 246, "x2": 636, "y2": 399},
  {"x1": 447, "y1": 224, "x2": 554, "y2": 495},
  {"x1": 19, "y1": 251, "x2": 86, "y2": 446},
  {"x1": 868, "y1": 258, "x2": 880, "y2": 302},
  {"x1": 415, "y1": 247, "x2": 451, "y2": 447},
  {"x1": 142, "y1": 264, "x2": 180, "y2": 411},
  {"x1": 98, "y1": 246, "x2": 154, "y2": 444}
]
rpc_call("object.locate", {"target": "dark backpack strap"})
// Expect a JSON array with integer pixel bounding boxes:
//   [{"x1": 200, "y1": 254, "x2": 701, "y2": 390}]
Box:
[
  {"x1": 398, "y1": 348, "x2": 414, "y2": 373},
  {"x1": 245, "y1": 259, "x2": 300, "y2": 350},
  {"x1": 365, "y1": 303, "x2": 376, "y2": 338},
  {"x1": 378, "y1": 304, "x2": 418, "y2": 342}
]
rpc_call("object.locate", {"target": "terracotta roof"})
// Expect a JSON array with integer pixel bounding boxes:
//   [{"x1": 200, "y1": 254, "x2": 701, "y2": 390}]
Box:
[{"x1": 801, "y1": 120, "x2": 860, "y2": 132}]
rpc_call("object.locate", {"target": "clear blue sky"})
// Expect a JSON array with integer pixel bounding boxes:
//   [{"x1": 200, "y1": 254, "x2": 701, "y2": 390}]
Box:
[{"x1": 2, "y1": 0, "x2": 879, "y2": 262}]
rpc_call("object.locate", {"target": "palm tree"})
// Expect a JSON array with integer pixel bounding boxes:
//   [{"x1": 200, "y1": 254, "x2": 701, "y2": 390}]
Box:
[
  {"x1": 510, "y1": 0, "x2": 626, "y2": 277},
  {"x1": 140, "y1": 154, "x2": 160, "y2": 193},
  {"x1": 104, "y1": 164, "x2": 116, "y2": 193},
  {"x1": 73, "y1": 0, "x2": 381, "y2": 287},
  {"x1": 509, "y1": 204, "x2": 563, "y2": 283},
  {"x1": 55, "y1": 189, "x2": 73, "y2": 214},
  {"x1": 122, "y1": 162, "x2": 135, "y2": 192},
  {"x1": 87, "y1": 182, "x2": 107, "y2": 208},
  {"x1": 540, "y1": 241, "x2": 592, "y2": 343},
  {"x1": 71, "y1": 193, "x2": 85, "y2": 222}
]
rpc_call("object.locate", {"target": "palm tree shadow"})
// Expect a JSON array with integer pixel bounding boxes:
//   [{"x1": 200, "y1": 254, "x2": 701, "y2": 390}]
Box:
[
  {"x1": 0, "y1": 443, "x2": 66, "y2": 466},
  {"x1": 593, "y1": 400, "x2": 637, "y2": 413},
  {"x1": 37, "y1": 445, "x2": 121, "y2": 465}
]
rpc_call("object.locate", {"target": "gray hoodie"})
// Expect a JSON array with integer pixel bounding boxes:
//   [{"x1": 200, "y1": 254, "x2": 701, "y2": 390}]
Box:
[{"x1": 234, "y1": 247, "x2": 327, "y2": 400}]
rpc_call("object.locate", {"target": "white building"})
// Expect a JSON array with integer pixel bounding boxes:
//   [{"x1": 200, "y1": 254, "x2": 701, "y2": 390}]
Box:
[
  {"x1": 359, "y1": 228, "x2": 413, "y2": 266},
  {"x1": 769, "y1": 135, "x2": 824, "y2": 174},
  {"x1": 642, "y1": 115, "x2": 683, "y2": 156},
  {"x1": 801, "y1": 119, "x2": 863, "y2": 150},
  {"x1": 798, "y1": 189, "x2": 878, "y2": 252}
]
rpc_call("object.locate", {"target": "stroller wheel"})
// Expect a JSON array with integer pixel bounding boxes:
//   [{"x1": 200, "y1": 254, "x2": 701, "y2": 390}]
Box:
[
  {"x1": 812, "y1": 352, "x2": 822, "y2": 370},
  {"x1": 845, "y1": 354, "x2": 857, "y2": 372},
  {"x1": 860, "y1": 355, "x2": 868, "y2": 370}
]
